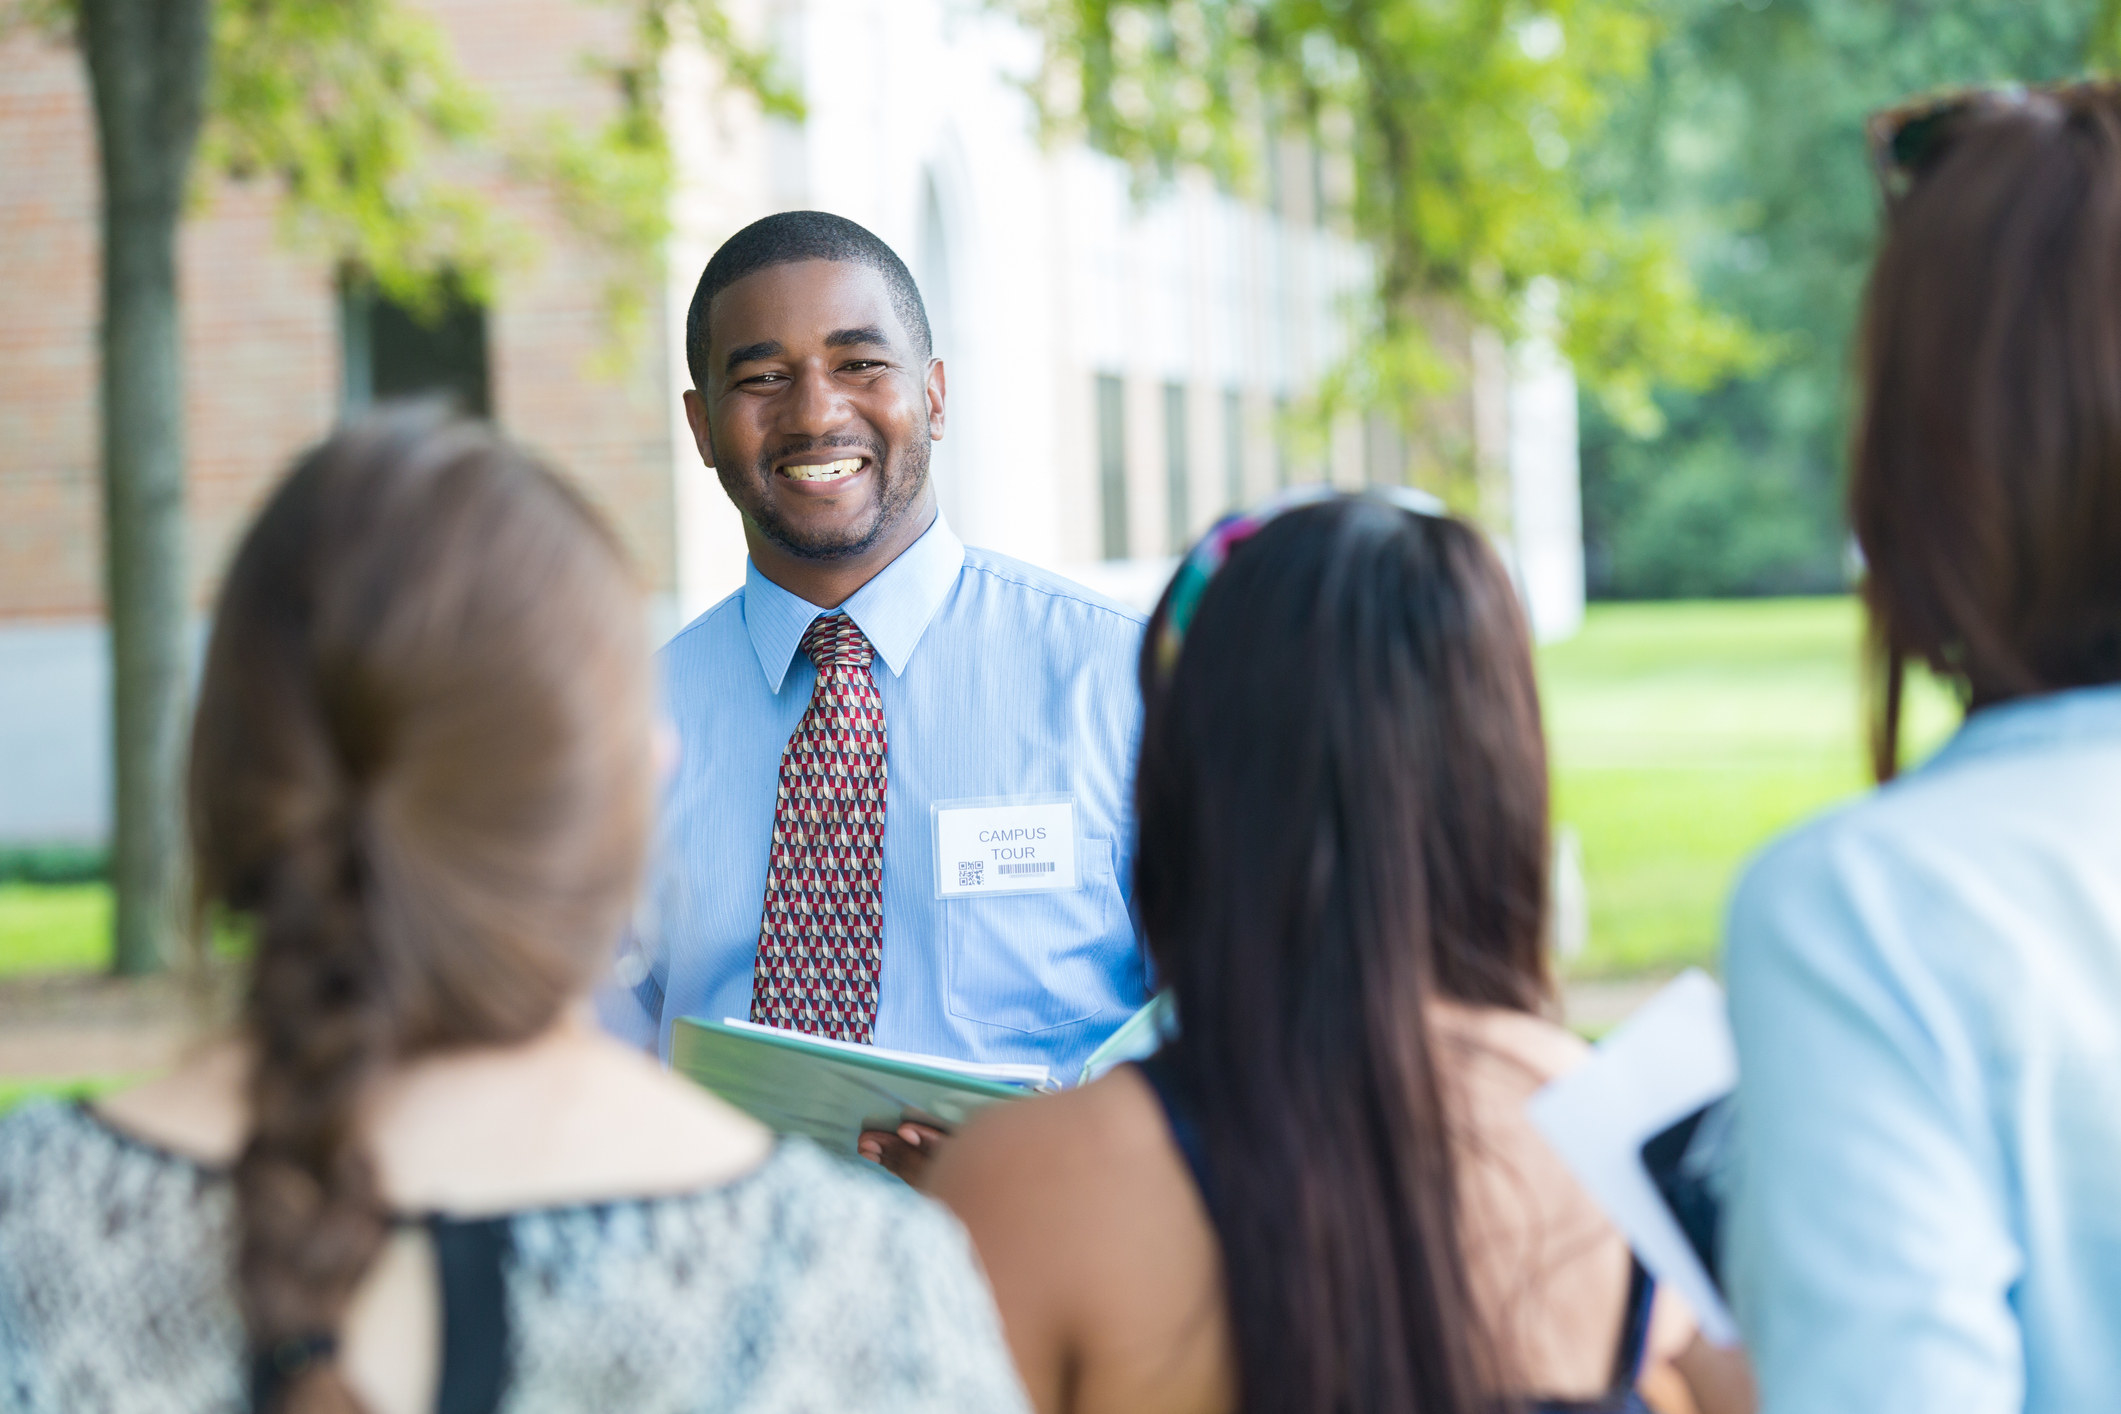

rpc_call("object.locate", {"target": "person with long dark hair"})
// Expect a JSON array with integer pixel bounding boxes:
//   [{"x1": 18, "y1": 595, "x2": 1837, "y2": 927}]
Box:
[
  {"x1": 0, "y1": 409, "x2": 1028, "y2": 1414},
  {"x1": 929, "y1": 490, "x2": 1747, "y2": 1414},
  {"x1": 1725, "y1": 83, "x2": 2121, "y2": 1414}
]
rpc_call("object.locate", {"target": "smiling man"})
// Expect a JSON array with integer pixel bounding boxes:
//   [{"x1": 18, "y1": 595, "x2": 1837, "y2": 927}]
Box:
[{"x1": 600, "y1": 211, "x2": 1150, "y2": 1177}]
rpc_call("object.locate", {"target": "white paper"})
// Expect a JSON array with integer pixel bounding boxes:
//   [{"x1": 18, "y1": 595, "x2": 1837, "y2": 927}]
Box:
[
  {"x1": 933, "y1": 796, "x2": 1079, "y2": 897},
  {"x1": 1526, "y1": 968, "x2": 1741, "y2": 1346}
]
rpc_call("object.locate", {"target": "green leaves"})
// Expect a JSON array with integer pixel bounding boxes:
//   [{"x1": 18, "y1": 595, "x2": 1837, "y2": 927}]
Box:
[
  {"x1": 0, "y1": 0, "x2": 72, "y2": 41},
  {"x1": 195, "y1": 0, "x2": 796, "y2": 350},
  {"x1": 1573, "y1": 0, "x2": 2102, "y2": 600},
  {"x1": 509, "y1": 1, "x2": 800, "y2": 366},
  {"x1": 1008, "y1": 0, "x2": 1764, "y2": 443},
  {"x1": 203, "y1": 0, "x2": 509, "y2": 314}
]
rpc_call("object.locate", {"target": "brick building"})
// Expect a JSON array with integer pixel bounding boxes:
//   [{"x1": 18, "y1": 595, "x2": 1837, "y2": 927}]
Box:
[{"x1": 0, "y1": 0, "x2": 1582, "y2": 845}]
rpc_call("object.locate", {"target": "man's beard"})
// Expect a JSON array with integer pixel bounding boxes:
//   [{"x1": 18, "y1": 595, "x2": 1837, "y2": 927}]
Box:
[{"x1": 734, "y1": 432, "x2": 929, "y2": 562}]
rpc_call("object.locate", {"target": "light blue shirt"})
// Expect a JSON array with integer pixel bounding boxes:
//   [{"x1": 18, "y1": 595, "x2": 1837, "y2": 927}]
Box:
[
  {"x1": 600, "y1": 515, "x2": 1151, "y2": 1080},
  {"x1": 1726, "y1": 683, "x2": 2121, "y2": 1414}
]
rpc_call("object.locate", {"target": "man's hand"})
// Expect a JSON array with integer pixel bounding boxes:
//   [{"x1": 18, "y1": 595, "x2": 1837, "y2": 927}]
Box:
[{"x1": 857, "y1": 1121, "x2": 949, "y2": 1187}]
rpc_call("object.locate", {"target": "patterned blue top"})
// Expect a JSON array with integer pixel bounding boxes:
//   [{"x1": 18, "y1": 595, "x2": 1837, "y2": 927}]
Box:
[
  {"x1": 599, "y1": 515, "x2": 1151, "y2": 1080},
  {"x1": 1727, "y1": 683, "x2": 2121, "y2": 1414},
  {"x1": 0, "y1": 1100, "x2": 1030, "y2": 1413}
]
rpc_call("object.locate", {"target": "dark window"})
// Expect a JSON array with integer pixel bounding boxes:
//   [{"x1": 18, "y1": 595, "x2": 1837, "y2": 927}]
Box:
[
  {"x1": 1164, "y1": 382, "x2": 1190, "y2": 552},
  {"x1": 1274, "y1": 393, "x2": 1291, "y2": 489},
  {"x1": 1223, "y1": 387, "x2": 1245, "y2": 511},
  {"x1": 1097, "y1": 374, "x2": 1130, "y2": 560},
  {"x1": 340, "y1": 276, "x2": 491, "y2": 418},
  {"x1": 1365, "y1": 412, "x2": 1406, "y2": 488}
]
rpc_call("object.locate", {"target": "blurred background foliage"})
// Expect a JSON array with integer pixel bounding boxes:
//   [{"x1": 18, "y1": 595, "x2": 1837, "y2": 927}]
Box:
[
  {"x1": 1007, "y1": 0, "x2": 1764, "y2": 476},
  {"x1": 202, "y1": 0, "x2": 797, "y2": 347},
  {"x1": 5, "y1": 0, "x2": 797, "y2": 343},
  {"x1": 1011, "y1": 0, "x2": 2121, "y2": 581},
  {"x1": 1578, "y1": 0, "x2": 2107, "y2": 600}
]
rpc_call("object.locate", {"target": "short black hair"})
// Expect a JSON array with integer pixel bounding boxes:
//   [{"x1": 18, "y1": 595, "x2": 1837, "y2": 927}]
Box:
[{"x1": 684, "y1": 210, "x2": 932, "y2": 389}]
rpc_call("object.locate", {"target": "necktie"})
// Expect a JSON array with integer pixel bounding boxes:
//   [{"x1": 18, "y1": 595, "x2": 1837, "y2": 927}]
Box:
[{"x1": 749, "y1": 614, "x2": 888, "y2": 1041}]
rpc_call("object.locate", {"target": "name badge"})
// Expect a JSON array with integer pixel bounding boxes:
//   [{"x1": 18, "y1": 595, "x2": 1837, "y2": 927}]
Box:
[{"x1": 933, "y1": 794, "x2": 1080, "y2": 898}]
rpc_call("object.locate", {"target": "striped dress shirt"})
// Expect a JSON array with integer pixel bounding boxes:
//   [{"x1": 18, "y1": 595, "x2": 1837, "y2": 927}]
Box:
[{"x1": 599, "y1": 515, "x2": 1152, "y2": 1080}]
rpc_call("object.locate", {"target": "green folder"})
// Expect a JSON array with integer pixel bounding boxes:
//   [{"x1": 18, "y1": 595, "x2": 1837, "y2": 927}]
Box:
[
  {"x1": 1077, "y1": 992, "x2": 1173, "y2": 1084},
  {"x1": 671, "y1": 995, "x2": 1175, "y2": 1157},
  {"x1": 670, "y1": 1019, "x2": 1041, "y2": 1156}
]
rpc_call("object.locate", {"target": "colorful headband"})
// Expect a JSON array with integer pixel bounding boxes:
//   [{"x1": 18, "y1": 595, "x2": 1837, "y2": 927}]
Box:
[{"x1": 1153, "y1": 483, "x2": 1447, "y2": 681}]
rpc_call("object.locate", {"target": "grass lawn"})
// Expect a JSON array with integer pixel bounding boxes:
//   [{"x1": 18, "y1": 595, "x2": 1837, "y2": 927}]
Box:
[
  {"x1": 1540, "y1": 596, "x2": 1958, "y2": 978},
  {"x1": 0, "y1": 597, "x2": 1961, "y2": 992},
  {"x1": 0, "y1": 882, "x2": 109, "y2": 977}
]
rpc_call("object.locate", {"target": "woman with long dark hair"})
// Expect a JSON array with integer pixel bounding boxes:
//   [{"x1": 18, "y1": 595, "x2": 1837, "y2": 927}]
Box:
[
  {"x1": 0, "y1": 409, "x2": 1027, "y2": 1414},
  {"x1": 930, "y1": 490, "x2": 1745, "y2": 1414},
  {"x1": 1725, "y1": 83, "x2": 2121, "y2": 1414}
]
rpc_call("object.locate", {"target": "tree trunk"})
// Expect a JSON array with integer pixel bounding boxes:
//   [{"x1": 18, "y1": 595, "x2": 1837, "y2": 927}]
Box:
[{"x1": 79, "y1": 0, "x2": 211, "y2": 976}]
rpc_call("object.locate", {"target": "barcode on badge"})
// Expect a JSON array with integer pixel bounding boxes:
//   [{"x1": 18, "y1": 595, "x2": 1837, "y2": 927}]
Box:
[{"x1": 934, "y1": 798, "x2": 1080, "y2": 898}]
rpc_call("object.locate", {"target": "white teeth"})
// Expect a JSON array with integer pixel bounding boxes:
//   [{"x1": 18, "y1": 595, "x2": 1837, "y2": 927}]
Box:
[{"x1": 780, "y1": 457, "x2": 865, "y2": 482}]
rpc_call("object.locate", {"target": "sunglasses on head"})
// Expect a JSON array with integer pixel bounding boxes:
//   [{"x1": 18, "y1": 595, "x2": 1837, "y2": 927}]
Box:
[{"x1": 1868, "y1": 82, "x2": 2121, "y2": 202}]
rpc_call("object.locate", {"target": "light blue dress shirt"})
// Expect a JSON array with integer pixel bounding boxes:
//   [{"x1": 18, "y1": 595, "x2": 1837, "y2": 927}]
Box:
[
  {"x1": 1726, "y1": 683, "x2": 2121, "y2": 1414},
  {"x1": 600, "y1": 515, "x2": 1151, "y2": 1081}
]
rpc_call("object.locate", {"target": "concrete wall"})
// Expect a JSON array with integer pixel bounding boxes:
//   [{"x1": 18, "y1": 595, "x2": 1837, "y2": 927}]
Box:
[
  {"x1": 1509, "y1": 335, "x2": 1588, "y2": 644},
  {"x1": 0, "y1": 623, "x2": 109, "y2": 845}
]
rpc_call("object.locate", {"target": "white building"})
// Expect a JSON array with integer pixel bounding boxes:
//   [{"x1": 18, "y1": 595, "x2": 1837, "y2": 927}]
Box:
[{"x1": 664, "y1": 0, "x2": 1583, "y2": 630}]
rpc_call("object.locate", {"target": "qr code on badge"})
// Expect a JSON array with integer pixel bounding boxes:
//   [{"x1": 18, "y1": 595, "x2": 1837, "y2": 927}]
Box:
[{"x1": 957, "y1": 859, "x2": 984, "y2": 888}]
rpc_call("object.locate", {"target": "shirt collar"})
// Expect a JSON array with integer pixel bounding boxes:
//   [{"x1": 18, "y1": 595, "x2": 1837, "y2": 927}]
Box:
[
  {"x1": 742, "y1": 514, "x2": 967, "y2": 693},
  {"x1": 1923, "y1": 681, "x2": 2121, "y2": 775}
]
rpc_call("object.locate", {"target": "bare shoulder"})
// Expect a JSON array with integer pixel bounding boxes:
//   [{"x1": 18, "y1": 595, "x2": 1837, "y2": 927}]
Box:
[
  {"x1": 932, "y1": 1064, "x2": 1173, "y2": 1220},
  {"x1": 928, "y1": 1070, "x2": 1171, "y2": 1357},
  {"x1": 931, "y1": 1064, "x2": 1228, "y2": 1414},
  {"x1": 930, "y1": 1061, "x2": 1213, "y2": 1295},
  {"x1": 373, "y1": 1029, "x2": 773, "y2": 1213},
  {"x1": 94, "y1": 1038, "x2": 250, "y2": 1165},
  {"x1": 90, "y1": 1027, "x2": 776, "y2": 1212}
]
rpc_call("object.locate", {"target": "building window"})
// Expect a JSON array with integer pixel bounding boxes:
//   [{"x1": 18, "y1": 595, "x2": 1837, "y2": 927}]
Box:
[
  {"x1": 1266, "y1": 129, "x2": 1284, "y2": 218},
  {"x1": 340, "y1": 275, "x2": 492, "y2": 419},
  {"x1": 1096, "y1": 373, "x2": 1129, "y2": 560},
  {"x1": 1365, "y1": 412, "x2": 1406, "y2": 488},
  {"x1": 1310, "y1": 142, "x2": 1328, "y2": 230},
  {"x1": 1274, "y1": 393, "x2": 1291, "y2": 489},
  {"x1": 1223, "y1": 387, "x2": 1245, "y2": 512},
  {"x1": 1163, "y1": 382, "x2": 1190, "y2": 553}
]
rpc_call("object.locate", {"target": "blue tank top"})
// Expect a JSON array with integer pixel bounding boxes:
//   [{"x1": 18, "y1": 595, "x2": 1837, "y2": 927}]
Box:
[{"x1": 1135, "y1": 1052, "x2": 1657, "y2": 1414}]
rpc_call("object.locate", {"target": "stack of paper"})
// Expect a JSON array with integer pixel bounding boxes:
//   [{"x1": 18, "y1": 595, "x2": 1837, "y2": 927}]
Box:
[{"x1": 1525, "y1": 969, "x2": 1741, "y2": 1346}]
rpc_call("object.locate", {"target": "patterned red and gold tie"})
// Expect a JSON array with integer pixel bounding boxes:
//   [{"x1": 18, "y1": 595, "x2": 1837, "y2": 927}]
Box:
[{"x1": 749, "y1": 614, "x2": 888, "y2": 1041}]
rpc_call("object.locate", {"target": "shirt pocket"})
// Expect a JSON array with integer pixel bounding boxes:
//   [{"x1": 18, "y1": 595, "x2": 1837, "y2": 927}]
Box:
[{"x1": 944, "y1": 834, "x2": 1128, "y2": 1034}]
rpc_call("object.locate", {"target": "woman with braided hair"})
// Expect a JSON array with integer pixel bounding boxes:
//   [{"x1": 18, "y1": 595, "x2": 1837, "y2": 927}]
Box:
[{"x1": 0, "y1": 408, "x2": 1028, "y2": 1414}]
